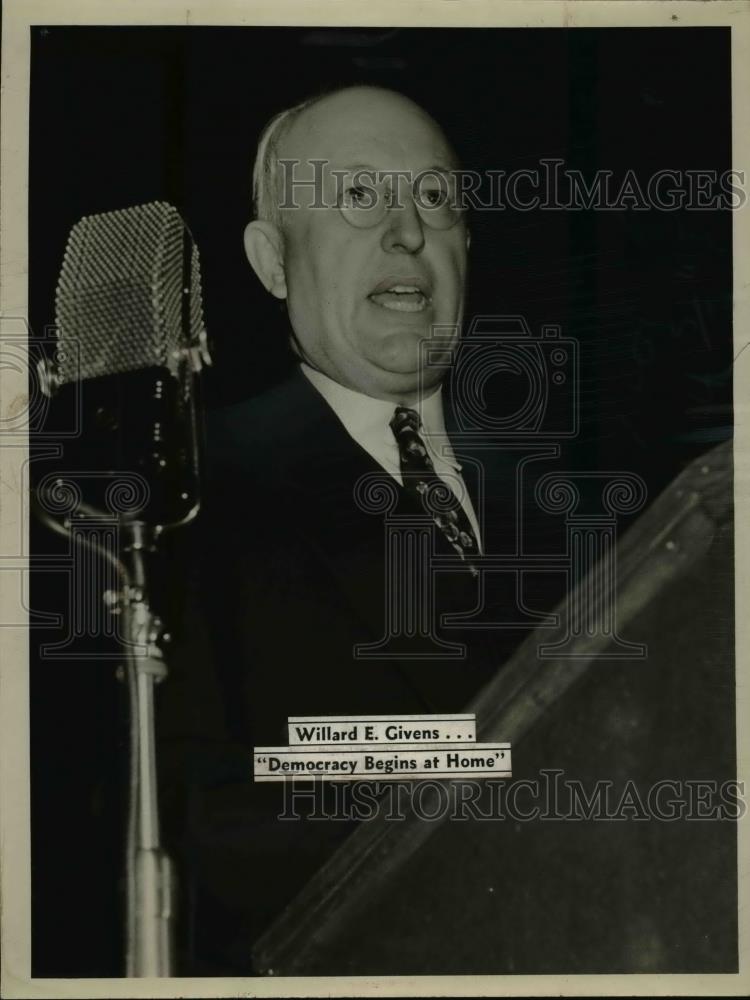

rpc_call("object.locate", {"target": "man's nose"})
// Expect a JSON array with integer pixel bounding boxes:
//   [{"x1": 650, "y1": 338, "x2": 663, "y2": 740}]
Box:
[{"x1": 381, "y1": 194, "x2": 426, "y2": 254}]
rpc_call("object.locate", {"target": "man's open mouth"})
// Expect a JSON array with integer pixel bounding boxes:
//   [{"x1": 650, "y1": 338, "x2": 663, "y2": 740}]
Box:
[{"x1": 368, "y1": 280, "x2": 432, "y2": 314}]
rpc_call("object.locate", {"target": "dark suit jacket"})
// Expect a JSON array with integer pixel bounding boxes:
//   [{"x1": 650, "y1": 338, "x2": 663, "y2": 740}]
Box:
[{"x1": 157, "y1": 366, "x2": 528, "y2": 973}]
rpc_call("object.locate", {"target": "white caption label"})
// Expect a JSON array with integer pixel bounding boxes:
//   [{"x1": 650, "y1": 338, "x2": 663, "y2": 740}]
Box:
[
  {"x1": 254, "y1": 743, "x2": 511, "y2": 782},
  {"x1": 287, "y1": 713, "x2": 476, "y2": 746}
]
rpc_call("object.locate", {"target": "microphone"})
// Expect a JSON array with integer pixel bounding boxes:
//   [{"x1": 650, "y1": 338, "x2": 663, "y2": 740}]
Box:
[
  {"x1": 37, "y1": 200, "x2": 211, "y2": 533},
  {"x1": 34, "y1": 201, "x2": 213, "y2": 977}
]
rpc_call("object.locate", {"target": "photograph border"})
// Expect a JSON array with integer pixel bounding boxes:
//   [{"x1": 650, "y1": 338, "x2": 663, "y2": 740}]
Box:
[{"x1": 1, "y1": 1, "x2": 748, "y2": 997}]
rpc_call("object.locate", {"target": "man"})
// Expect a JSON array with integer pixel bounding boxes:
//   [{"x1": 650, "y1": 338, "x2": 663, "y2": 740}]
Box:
[
  {"x1": 159, "y1": 85, "x2": 511, "y2": 973},
  {"x1": 204, "y1": 84, "x2": 508, "y2": 708},
  {"x1": 244, "y1": 85, "x2": 468, "y2": 405}
]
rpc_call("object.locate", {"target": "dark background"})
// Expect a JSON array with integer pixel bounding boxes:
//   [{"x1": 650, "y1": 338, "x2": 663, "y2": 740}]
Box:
[{"x1": 28, "y1": 26, "x2": 734, "y2": 976}]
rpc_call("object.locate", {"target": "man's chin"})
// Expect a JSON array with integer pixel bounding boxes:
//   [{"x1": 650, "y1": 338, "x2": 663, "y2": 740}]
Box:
[
  {"x1": 355, "y1": 344, "x2": 446, "y2": 403},
  {"x1": 367, "y1": 330, "x2": 431, "y2": 375}
]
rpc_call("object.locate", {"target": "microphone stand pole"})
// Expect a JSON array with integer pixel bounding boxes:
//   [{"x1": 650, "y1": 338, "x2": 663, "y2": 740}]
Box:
[{"x1": 119, "y1": 521, "x2": 175, "y2": 977}]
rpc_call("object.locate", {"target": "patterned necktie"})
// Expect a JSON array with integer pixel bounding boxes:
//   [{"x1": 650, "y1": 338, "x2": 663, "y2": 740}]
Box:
[{"x1": 390, "y1": 406, "x2": 479, "y2": 575}]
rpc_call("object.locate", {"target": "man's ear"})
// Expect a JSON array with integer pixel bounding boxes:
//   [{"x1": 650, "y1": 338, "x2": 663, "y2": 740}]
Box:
[
  {"x1": 465, "y1": 227, "x2": 471, "y2": 252},
  {"x1": 243, "y1": 220, "x2": 287, "y2": 300}
]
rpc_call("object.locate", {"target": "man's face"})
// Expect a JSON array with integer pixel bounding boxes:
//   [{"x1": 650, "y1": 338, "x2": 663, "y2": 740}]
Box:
[{"x1": 276, "y1": 89, "x2": 468, "y2": 402}]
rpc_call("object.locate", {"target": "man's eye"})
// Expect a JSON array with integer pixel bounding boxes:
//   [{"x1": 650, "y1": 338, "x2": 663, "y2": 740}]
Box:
[
  {"x1": 343, "y1": 185, "x2": 372, "y2": 208},
  {"x1": 420, "y1": 188, "x2": 448, "y2": 208}
]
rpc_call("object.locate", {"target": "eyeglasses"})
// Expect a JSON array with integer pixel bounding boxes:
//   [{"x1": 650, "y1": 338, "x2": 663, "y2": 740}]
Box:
[{"x1": 334, "y1": 169, "x2": 465, "y2": 231}]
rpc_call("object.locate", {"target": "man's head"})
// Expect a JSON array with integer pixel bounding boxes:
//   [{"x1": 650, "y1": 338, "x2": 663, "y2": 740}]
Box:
[{"x1": 244, "y1": 86, "x2": 469, "y2": 404}]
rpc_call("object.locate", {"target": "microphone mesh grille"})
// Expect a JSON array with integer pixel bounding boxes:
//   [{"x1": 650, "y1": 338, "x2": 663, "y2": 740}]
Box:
[{"x1": 54, "y1": 201, "x2": 205, "y2": 383}]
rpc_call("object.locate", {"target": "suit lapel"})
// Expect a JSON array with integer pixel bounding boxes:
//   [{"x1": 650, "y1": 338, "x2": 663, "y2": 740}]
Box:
[
  {"x1": 211, "y1": 368, "x2": 496, "y2": 712},
  {"x1": 268, "y1": 370, "x2": 411, "y2": 644}
]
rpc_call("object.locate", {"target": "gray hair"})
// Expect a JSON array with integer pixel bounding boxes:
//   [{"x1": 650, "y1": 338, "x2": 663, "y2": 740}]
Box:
[{"x1": 251, "y1": 94, "x2": 326, "y2": 228}]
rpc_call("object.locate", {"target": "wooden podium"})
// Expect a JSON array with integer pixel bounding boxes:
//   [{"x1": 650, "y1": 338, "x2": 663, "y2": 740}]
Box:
[{"x1": 253, "y1": 439, "x2": 736, "y2": 976}]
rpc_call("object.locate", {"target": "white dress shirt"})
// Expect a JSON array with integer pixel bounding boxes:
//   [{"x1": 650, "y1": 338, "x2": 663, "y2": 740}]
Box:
[{"x1": 301, "y1": 363, "x2": 482, "y2": 549}]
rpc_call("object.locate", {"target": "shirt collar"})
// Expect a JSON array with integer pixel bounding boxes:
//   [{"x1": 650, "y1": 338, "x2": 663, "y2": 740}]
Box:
[{"x1": 299, "y1": 363, "x2": 461, "y2": 472}]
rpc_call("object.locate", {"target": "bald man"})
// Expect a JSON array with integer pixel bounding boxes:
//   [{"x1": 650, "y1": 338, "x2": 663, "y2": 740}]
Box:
[
  {"x1": 244, "y1": 85, "x2": 468, "y2": 402},
  {"x1": 158, "y1": 86, "x2": 510, "y2": 973}
]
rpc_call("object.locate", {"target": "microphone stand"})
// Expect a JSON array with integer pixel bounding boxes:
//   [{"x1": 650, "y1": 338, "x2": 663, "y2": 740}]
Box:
[
  {"x1": 32, "y1": 494, "x2": 177, "y2": 976},
  {"x1": 119, "y1": 521, "x2": 175, "y2": 977},
  {"x1": 36, "y1": 199, "x2": 212, "y2": 977}
]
